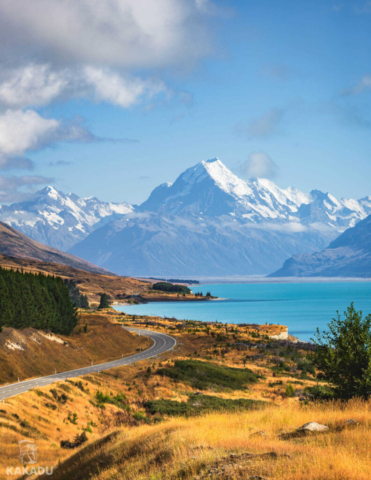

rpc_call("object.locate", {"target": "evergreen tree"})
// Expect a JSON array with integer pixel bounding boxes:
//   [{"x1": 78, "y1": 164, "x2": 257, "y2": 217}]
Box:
[
  {"x1": 98, "y1": 293, "x2": 110, "y2": 309},
  {"x1": 311, "y1": 303, "x2": 371, "y2": 400}
]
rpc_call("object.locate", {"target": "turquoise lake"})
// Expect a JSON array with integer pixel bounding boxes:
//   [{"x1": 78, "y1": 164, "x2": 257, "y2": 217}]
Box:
[{"x1": 114, "y1": 282, "x2": 371, "y2": 341}]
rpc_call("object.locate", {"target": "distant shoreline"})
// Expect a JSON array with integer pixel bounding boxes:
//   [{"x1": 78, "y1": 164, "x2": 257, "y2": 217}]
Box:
[{"x1": 181, "y1": 276, "x2": 371, "y2": 285}]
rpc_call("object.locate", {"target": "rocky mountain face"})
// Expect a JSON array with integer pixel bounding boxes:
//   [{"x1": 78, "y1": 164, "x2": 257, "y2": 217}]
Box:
[
  {"x1": 0, "y1": 187, "x2": 133, "y2": 251},
  {"x1": 271, "y1": 214, "x2": 371, "y2": 278},
  {"x1": 69, "y1": 158, "x2": 371, "y2": 276}
]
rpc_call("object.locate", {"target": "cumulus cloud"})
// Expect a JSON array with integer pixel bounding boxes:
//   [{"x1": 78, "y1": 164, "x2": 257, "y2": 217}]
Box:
[
  {"x1": 0, "y1": 64, "x2": 169, "y2": 110},
  {"x1": 0, "y1": 175, "x2": 53, "y2": 202},
  {"x1": 83, "y1": 67, "x2": 167, "y2": 107},
  {"x1": 240, "y1": 152, "x2": 279, "y2": 180},
  {"x1": 0, "y1": 64, "x2": 68, "y2": 109},
  {"x1": 0, "y1": 0, "x2": 215, "y2": 178},
  {"x1": 0, "y1": 110, "x2": 96, "y2": 169},
  {"x1": 0, "y1": 0, "x2": 211, "y2": 69}
]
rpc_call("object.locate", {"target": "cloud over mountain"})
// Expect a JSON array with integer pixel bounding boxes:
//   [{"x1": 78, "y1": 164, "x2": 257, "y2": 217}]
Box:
[{"x1": 0, "y1": 0, "x2": 215, "y2": 198}]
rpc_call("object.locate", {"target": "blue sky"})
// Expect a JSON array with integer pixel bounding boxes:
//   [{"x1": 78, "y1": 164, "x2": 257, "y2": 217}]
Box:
[{"x1": 0, "y1": 0, "x2": 370, "y2": 204}]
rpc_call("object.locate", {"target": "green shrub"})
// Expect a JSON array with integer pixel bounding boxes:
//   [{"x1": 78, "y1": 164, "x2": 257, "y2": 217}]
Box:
[
  {"x1": 285, "y1": 383, "x2": 295, "y2": 397},
  {"x1": 95, "y1": 391, "x2": 130, "y2": 411},
  {"x1": 145, "y1": 395, "x2": 265, "y2": 417},
  {"x1": 156, "y1": 360, "x2": 260, "y2": 392},
  {"x1": 305, "y1": 385, "x2": 334, "y2": 400}
]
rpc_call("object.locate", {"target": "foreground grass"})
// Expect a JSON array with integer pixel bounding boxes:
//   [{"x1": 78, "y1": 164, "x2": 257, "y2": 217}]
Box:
[{"x1": 39, "y1": 399, "x2": 371, "y2": 480}]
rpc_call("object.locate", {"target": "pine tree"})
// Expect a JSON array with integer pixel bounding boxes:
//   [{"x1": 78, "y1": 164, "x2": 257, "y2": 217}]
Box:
[{"x1": 98, "y1": 293, "x2": 110, "y2": 309}]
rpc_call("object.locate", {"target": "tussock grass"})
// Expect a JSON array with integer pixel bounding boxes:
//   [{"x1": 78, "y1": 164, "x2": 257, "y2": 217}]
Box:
[{"x1": 38, "y1": 399, "x2": 371, "y2": 480}]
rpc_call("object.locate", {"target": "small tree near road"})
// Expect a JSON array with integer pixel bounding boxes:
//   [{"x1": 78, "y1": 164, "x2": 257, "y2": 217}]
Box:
[{"x1": 311, "y1": 303, "x2": 371, "y2": 400}]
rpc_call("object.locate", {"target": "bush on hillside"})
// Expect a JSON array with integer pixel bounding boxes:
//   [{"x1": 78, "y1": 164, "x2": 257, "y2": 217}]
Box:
[
  {"x1": 145, "y1": 395, "x2": 265, "y2": 417},
  {"x1": 311, "y1": 303, "x2": 371, "y2": 400},
  {"x1": 156, "y1": 359, "x2": 260, "y2": 391}
]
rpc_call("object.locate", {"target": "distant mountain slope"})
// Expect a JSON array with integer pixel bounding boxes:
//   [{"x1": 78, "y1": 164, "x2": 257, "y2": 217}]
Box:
[
  {"x1": 270, "y1": 214, "x2": 371, "y2": 277},
  {"x1": 0, "y1": 186, "x2": 133, "y2": 251},
  {"x1": 70, "y1": 158, "x2": 371, "y2": 276},
  {"x1": 0, "y1": 221, "x2": 110, "y2": 275}
]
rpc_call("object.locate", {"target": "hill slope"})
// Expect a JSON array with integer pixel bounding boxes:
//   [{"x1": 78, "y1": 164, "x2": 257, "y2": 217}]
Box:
[
  {"x1": 0, "y1": 221, "x2": 110, "y2": 275},
  {"x1": 271, "y1": 214, "x2": 371, "y2": 277},
  {"x1": 70, "y1": 158, "x2": 371, "y2": 276},
  {"x1": 0, "y1": 253, "x2": 151, "y2": 303}
]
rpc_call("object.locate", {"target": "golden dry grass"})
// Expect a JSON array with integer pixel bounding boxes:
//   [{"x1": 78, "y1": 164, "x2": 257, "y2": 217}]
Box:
[
  {"x1": 0, "y1": 312, "x2": 357, "y2": 480},
  {"x1": 34, "y1": 399, "x2": 371, "y2": 480},
  {"x1": 0, "y1": 313, "x2": 147, "y2": 383}
]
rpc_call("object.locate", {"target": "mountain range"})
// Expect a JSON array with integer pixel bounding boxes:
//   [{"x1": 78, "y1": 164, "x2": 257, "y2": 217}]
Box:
[
  {"x1": 0, "y1": 187, "x2": 133, "y2": 251},
  {"x1": 69, "y1": 158, "x2": 371, "y2": 276},
  {"x1": 2, "y1": 158, "x2": 371, "y2": 277}
]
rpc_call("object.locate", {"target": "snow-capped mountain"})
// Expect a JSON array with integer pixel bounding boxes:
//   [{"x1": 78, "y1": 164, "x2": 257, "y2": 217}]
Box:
[
  {"x1": 0, "y1": 186, "x2": 133, "y2": 251},
  {"x1": 69, "y1": 158, "x2": 371, "y2": 276},
  {"x1": 139, "y1": 159, "x2": 311, "y2": 218},
  {"x1": 139, "y1": 159, "x2": 371, "y2": 228}
]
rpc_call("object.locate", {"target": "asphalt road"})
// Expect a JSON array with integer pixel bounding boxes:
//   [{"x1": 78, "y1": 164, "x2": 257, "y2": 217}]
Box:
[{"x1": 0, "y1": 327, "x2": 176, "y2": 401}]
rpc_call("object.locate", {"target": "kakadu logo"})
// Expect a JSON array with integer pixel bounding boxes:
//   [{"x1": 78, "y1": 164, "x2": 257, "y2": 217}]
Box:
[{"x1": 6, "y1": 440, "x2": 53, "y2": 476}]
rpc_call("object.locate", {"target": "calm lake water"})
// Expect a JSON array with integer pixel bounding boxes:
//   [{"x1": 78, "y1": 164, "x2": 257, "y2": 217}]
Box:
[{"x1": 114, "y1": 282, "x2": 371, "y2": 341}]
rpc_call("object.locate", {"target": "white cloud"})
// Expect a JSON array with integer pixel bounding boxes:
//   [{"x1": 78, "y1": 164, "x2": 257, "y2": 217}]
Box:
[
  {"x1": 0, "y1": 64, "x2": 168, "y2": 110},
  {"x1": 241, "y1": 152, "x2": 279, "y2": 179},
  {"x1": 0, "y1": 0, "x2": 215, "y2": 175},
  {"x1": 83, "y1": 67, "x2": 167, "y2": 107},
  {"x1": 0, "y1": 64, "x2": 68, "y2": 109},
  {"x1": 0, "y1": 0, "x2": 211, "y2": 69},
  {"x1": 0, "y1": 110, "x2": 95, "y2": 169}
]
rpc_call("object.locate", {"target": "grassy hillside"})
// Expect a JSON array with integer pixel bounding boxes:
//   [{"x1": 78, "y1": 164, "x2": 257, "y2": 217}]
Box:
[
  {"x1": 0, "y1": 313, "x2": 147, "y2": 383},
  {"x1": 0, "y1": 311, "x2": 367, "y2": 479},
  {"x1": 0, "y1": 254, "x2": 151, "y2": 304},
  {"x1": 38, "y1": 400, "x2": 370, "y2": 480}
]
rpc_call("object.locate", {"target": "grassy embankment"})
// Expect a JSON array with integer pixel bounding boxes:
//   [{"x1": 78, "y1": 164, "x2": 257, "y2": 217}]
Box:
[{"x1": 0, "y1": 312, "x2": 147, "y2": 383}]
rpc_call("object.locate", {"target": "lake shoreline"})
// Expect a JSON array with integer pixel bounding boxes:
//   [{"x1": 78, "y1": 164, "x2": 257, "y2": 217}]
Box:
[{"x1": 113, "y1": 281, "x2": 371, "y2": 342}]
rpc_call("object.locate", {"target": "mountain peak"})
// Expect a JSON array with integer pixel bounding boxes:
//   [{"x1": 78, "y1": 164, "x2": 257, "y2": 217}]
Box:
[{"x1": 38, "y1": 186, "x2": 61, "y2": 200}]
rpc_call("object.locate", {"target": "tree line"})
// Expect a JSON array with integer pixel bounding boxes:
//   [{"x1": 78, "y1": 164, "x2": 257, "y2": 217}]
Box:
[{"x1": 0, "y1": 267, "x2": 78, "y2": 335}]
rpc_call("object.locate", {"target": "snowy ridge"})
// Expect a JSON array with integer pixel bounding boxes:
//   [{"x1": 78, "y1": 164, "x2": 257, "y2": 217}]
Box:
[
  {"x1": 139, "y1": 158, "x2": 371, "y2": 229},
  {"x1": 0, "y1": 186, "x2": 133, "y2": 251}
]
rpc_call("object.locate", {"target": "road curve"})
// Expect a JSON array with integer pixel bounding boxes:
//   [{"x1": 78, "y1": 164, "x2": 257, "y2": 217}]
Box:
[{"x1": 0, "y1": 327, "x2": 176, "y2": 401}]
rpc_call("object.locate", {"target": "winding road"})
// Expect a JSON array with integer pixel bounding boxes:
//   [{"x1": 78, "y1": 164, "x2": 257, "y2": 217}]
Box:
[{"x1": 0, "y1": 327, "x2": 176, "y2": 401}]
